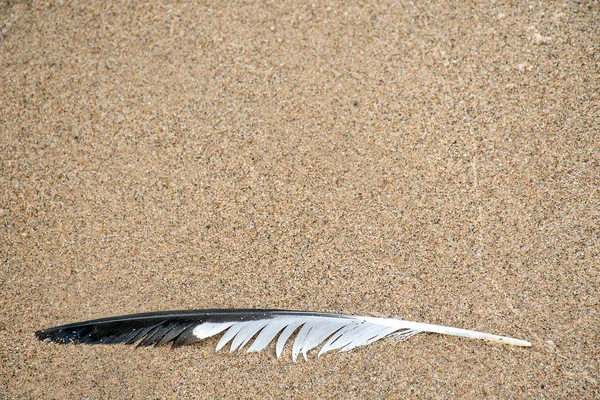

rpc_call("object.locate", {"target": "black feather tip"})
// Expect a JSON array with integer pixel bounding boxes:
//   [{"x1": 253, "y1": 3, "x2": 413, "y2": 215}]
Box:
[{"x1": 35, "y1": 309, "x2": 297, "y2": 348}]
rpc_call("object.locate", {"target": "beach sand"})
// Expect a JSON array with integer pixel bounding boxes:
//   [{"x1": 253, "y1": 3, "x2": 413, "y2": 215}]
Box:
[{"x1": 1, "y1": 1, "x2": 598, "y2": 398}]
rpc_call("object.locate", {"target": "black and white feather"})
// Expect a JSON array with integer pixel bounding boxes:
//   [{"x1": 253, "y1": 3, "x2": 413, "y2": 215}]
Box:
[{"x1": 36, "y1": 309, "x2": 531, "y2": 361}]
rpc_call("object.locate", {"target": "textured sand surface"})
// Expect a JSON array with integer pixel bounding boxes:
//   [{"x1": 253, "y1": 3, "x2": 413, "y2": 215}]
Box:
[{"x1": 1, "y1": 1, "x2": 598, "y2": 398}]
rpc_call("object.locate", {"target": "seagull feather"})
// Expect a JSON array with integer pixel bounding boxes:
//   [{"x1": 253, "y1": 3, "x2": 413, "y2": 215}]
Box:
[{"x1": 35, "y1": 309, "x2": 531, "y2": 361}]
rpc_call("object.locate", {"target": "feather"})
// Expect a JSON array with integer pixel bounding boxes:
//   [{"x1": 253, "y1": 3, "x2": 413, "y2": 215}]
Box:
[{"x1": 35, "y1": 309, "x2": 531, "y2": 361}]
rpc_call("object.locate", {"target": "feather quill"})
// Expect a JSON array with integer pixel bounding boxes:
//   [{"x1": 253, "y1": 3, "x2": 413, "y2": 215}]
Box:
[{"x1": 35, "y1": 309, "x2": 531, "y2": 361}]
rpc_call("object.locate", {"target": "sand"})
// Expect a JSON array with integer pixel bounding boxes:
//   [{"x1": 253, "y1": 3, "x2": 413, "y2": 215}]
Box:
[{"x1": 1, "y1": 0, "x2": 598, "y2": 398}]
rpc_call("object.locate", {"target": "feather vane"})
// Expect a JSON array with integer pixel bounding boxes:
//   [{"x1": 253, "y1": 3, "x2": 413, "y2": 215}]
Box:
[{"x1": 35, "y1": 309, "x2": 531, "y2": 361}]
